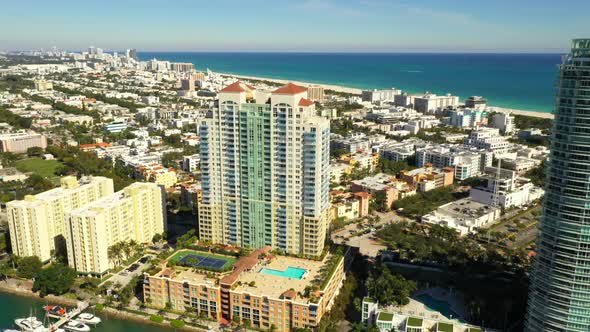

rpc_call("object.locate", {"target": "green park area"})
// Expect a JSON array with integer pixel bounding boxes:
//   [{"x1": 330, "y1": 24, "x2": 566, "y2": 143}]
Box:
[{"x1": 15, "y1": 158, "x2": 63, "y2": 179}]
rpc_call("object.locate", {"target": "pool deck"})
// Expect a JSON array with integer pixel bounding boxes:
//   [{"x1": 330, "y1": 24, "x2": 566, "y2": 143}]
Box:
[
  {"x1": 383, "y1": 287, "x2": 467, "y2": 324},
  {"x1": 232, "y1": 255, "x2": 326, "y2": 301}
]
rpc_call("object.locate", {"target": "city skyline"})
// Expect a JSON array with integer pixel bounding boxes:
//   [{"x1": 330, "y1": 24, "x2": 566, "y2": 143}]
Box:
[{"x1": 2, "y1": 0, "x2": 590, "y2": 53}]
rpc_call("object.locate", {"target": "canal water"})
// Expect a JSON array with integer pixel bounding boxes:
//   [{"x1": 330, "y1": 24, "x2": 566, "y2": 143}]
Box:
[{"x1": 0, "y1": 292, "x2": 172, "y2": 331}]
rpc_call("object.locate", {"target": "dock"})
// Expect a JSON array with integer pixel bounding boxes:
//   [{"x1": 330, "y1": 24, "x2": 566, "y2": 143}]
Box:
[{"x1": 47, "y1": 301, "x2": 89, "y2": 330}]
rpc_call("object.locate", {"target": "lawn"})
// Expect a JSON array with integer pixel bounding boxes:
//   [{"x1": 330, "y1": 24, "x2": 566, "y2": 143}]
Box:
[
  {"x1": 15, "y1": 158, "x2": 63, "y2": 179},
  {"x1": 169, "y1": 250, "x2": 236, "y2": 271}
]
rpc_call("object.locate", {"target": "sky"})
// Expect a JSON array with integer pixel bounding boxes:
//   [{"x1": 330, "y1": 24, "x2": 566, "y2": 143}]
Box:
[{"x1": 1, "y1": 0, "x2": 589, "y2": 53}]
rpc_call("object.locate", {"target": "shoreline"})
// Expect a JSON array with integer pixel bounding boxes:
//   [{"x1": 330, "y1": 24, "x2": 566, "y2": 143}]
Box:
[
  {"x1": 219, "y1": 72, "x2": 554, "y2": 120},
  {"x1": 0, "y1": 282, "x2": 205, "y2": 331}
]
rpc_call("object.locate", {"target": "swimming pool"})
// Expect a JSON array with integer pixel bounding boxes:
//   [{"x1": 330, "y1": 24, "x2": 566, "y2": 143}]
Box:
[
  {"x1": 416, "y1": 293, "x2": 465, "y2": 323},
  {"x1": 259, "y1": 266, "x2": 307, "y2": 279}
]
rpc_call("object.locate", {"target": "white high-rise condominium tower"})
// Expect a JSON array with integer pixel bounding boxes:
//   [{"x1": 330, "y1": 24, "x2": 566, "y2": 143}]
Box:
[{"x1": 198, "y1": 82, "x2": 331, "y2": 256}]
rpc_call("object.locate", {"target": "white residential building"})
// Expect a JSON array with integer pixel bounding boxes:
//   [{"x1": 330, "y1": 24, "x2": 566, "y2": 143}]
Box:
[
  {"x1": 491, "y1": 112, "x2": 515, "y2": 134},
  {"x1": 414, "y1": 94, "x2": 459, "y2": 113},
  {"x1": 182, "y1": 154, "x2": 200, "y2": 172},
  {"x1": 469, "y1": 168, "x2": 544, "y2": 208},
  {"x1": 416, "y1": 144, "x2": 493, "y2": 180},
  {"x1": 422, "y1": 198, "x2": 500, "y2": 235}
]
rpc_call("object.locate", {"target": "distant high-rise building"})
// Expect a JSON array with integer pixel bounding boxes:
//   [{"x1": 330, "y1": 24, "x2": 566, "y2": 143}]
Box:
[
  {"x1": 465, "y1": 96, "x2": 487, "y2": 109},
  {"x1": 129, "y1": 48, "x2": 138, "y2": 60},
  {"x1": 525, "y1": 38, "x2": 590, "y2": 332},
  {"x1": 171, "y1": 62, "x2": 195, "y2": 72},
  {"x1": 198, "y1": 82, "x2": 331, "y2": 256},
  {"x1": 88, "y1": 46, "x2": 96, "y2": 55},
  {"x1": 180, "y1": 78, "x2": 195, "y2": 91},
  {"x1": 307, "y1": 85, "x2": 324, "y2": 103}
]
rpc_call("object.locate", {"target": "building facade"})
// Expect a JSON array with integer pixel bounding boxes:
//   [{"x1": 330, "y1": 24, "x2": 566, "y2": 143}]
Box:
[
  {"x1": 6, "y1": 176, "x2": 114, "y2": 262},
  {"x1": 525, "y1": 39, "x2": 590, "y2": 331},
  {"x1": 0, "y1": 131, "x2": 47, "y2": 153},
  {"x1": 198, "y1": 82, "x2": 331, "y2": 256},
  {"x1": 66, "y1": 182, "x2": 166, "y2": 275}
]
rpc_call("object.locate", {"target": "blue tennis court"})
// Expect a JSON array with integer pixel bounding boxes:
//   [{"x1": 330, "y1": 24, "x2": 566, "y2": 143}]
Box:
[{"x1": 170, "y1": 251, "x2": 236, "y2": 271}]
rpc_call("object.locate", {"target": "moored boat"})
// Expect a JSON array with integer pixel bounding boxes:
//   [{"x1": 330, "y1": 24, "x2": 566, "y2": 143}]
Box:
[
  {"x1": 62, "y1": 321, "x2": 90, "y2": 332},
  {"x1": 76, "y1": 313, "x2": 101, "y2": 325},
  {"x1": 14, "y1": 317, "x2": 44, "y2": 331},
  {"x1": 43, "y1": 306, "x2": 67, "y2": 317}
]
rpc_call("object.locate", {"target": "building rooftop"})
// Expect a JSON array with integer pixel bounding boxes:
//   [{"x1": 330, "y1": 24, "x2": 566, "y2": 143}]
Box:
[
  {"x1": 219, "y1": 81, "x2": 256, "y2": 93},
  {"x1": 407, "y1": 317, "x2": 423, "y2": 327},
  {"x1": 153, "y1": 247, "x2": 337, "y2": 304},
  {"x1": 273, "y1": 83, "x2": 308, "y2": 95},
  {"x1": 436, "y1": 198, "x2": 496, "y2": 220},
  {"x1": 377, "y1": 312, "x2": 394, "y2": 322}
]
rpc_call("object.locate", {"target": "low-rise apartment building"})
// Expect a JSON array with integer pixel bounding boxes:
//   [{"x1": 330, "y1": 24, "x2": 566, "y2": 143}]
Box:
[
  {"x1": 399, "y1": 166, "x2": 454, "y2": 192},
  {"x1": 136, "y1": 163, "x2": 178, "y2": 188},
  {"x1": 422, "y1": 198, "x2": 500, "y2": 235},
  {"x1": 469, "y1": 168, "x2": 544, "y2": 209},
  {"x1": 143, "y1": 247, "x2": 348, "y2": 332},
  {"x1": 416, "y1": 144, "x2": 492, "y2": 180},
  {"x1": 351, "y1": 173, "x2": 415, "y2": 208}
]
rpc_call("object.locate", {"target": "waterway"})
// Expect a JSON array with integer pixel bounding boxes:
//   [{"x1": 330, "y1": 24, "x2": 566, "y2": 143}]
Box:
[{"x1": 0, "y1": 292, "x2": 171, "y2": 331}]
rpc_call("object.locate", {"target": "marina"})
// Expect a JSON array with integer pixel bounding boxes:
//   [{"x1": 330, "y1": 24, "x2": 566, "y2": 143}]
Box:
[{"x1": 0, "y1": 293, "x2": 169, "y2": 332}]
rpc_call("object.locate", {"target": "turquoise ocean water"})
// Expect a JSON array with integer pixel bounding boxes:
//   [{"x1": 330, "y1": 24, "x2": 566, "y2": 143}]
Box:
[
  {"x1": 0, "y1": 293, "x2": 169, "y2": 331},
  {"x1": 140, "y1": 52, "x2": 562, "y2": 113}
]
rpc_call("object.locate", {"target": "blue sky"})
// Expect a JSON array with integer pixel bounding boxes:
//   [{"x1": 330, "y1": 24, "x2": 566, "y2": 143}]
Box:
[{"x1": 1, "y1": 0, "x2": 589, "y2": 52}]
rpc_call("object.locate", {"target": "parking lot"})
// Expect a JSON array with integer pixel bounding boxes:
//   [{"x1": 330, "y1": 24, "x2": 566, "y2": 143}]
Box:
[{"x1": 100, "y1": 255, "x2": 154, "y2": 289}]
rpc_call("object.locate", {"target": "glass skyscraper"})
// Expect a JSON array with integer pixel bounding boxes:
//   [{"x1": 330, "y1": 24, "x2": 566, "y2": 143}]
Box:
[
  {"x1": 198, "y1": 82, "x2": 331, "y2": 256},
  {"x1": 526, "y1": 39, "x2": 590, "y2": 331}
]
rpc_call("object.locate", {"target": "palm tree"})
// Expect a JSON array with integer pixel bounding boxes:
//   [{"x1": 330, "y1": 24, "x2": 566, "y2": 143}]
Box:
[
  {"x1": 121, "y1": 241, "x2": 133, "y2": 260},
  {"x1": 107, "y1": 245, "x2": 119, "y2": 266},
  {"x1": 128, "y1": 240, "x2": 139, "y2": 256}
]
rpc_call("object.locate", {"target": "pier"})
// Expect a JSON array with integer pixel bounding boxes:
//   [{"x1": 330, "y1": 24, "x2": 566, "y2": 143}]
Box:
[{"x1": 47, "y1": 302, "x2": 89, "y2": 330}]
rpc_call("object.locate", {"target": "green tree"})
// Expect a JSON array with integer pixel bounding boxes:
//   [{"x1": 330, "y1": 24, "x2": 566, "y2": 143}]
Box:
[
  {"x1": 16, "y1": 256, "x2": 43, "y2": 279},
  {"x1": 176, "y1": 229, "x2": 198, "y2": 249},
  {"x1": 366, "y1": 265, "x2": 416, "y2": 306},
  {"x1": 26, "y1": 147, "x2": 44, "y2": 157},
  {"x1": 33, "y1": 263, "x2": 76, "y2": 296}
]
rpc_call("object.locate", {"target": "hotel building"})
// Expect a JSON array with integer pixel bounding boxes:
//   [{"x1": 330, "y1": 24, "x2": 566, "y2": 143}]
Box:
[
  {"x1": 525, "y1": 39, "x2": 590, "y2": 331},
  {"x1": 143, "y1": 247, "x2": 347, "y2": 332},
  {"x1": 198, "y1": 82, "x2": 331, "y2": 256},
  {"x1": 66, "y1": 182, "x2": 166, "y2": 275},
  {"x1": 6, "y1": 176, "x2": 114, "y2": 262}
]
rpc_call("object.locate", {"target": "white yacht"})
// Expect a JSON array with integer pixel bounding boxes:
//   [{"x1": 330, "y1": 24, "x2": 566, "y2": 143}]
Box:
[
  {"x1": 76, "y1": 313, "x2": 101, "y2": 325},
  {"x1": 14, "y1": 317, "x2": 44, "y2": 331},
  {"x1": 63, "y1": 321, "x2": 90, "y2": 332}
]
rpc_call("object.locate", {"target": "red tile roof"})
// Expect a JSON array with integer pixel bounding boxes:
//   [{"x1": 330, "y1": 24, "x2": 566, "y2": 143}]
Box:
[
  {"x1": 79, "y1": 142, "x2": 111, "y2": 150},
  {"x1": 298, "y1": 98, "x2": 315, "y2": 106},
  {"x1": 220, "y1": 246, "x2": 271, "y2": 286},
  {"x1": 220, "y1": 81, "x2": 255, "y2": 93},
  {"x1": 273, "y1": 83, "x2": 307, "y2": 95}
]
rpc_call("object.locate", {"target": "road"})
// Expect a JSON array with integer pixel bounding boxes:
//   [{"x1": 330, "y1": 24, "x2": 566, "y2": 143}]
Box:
[{"x1": 100, "y1": 255, "x2": 153, "y2": 289}]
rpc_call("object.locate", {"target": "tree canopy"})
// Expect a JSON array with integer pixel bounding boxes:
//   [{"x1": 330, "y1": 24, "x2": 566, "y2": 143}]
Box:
[
  {"x1": 366, "y1": 264, "x2": 416, "y2": 306},
  {"x1": 33, "y1": 263, "x2": 76, "y2": 296},
  {"x1": 15, "y1": 256, "x2": 43, "y2": 279}
]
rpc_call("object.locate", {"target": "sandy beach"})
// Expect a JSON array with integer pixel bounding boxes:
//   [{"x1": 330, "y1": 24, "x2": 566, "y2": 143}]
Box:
[{"x1": 219, "y1": 72, "x2": 554, "y2": 120}]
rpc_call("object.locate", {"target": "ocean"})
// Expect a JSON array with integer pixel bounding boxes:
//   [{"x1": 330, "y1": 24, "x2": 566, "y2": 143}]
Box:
[
  {"x1": 0, "y1": 293, "x2": 169, "y2": 331},
  {"x1": 139, "y1": 52, "x2": 562, "y2": 114}
]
